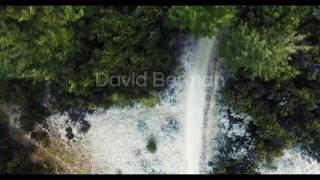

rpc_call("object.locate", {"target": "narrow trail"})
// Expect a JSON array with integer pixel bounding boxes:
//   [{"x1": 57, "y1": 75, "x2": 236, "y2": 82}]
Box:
[
  {"x1": 0, "y1": 104, "x2": 90, "y2": 174},
  {"x1": 33, "y1": 143, "x2": 87, "y2": 174}
]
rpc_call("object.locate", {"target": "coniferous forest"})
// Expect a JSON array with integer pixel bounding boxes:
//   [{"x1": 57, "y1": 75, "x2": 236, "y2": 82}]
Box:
[{"x1": 0, "y1": 6, "x2": 320, "y2": 174}]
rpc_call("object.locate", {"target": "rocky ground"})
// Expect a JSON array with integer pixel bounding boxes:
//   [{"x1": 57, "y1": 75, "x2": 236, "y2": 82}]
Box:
[{"x1": 0, "y1": 104, "x2": 92, "y2": 174}]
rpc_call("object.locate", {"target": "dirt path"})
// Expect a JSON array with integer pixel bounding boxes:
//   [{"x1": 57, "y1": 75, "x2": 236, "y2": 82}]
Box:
[
  {"x1": 0, "y1": 104, "x2": 92, "y2": 174},
  {"x1": 32, "y1": 143, "x2": 86, "y2": 174}
]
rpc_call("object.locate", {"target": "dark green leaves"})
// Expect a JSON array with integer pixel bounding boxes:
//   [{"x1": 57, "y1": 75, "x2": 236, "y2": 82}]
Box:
[
  {"x1": 167, "y1": 6, "x2": 235, "y2": 37},
  {"x1": 218, "y1": 24, "x2": 301, "y2": 81}
]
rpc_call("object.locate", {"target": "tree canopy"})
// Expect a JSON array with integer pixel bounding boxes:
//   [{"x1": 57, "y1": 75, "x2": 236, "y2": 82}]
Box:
[
  {"x1": 215, "y1": 6, "x2": 320, "y2": 173},
  {"x1": 167, "y1": 6, "x2": 235, "y2": 37}
]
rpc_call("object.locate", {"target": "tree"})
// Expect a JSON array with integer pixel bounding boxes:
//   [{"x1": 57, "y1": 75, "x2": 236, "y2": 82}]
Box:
[
  {"x1": 217, "y1": 6, "x2": 308, "y2": 81},
  {"x1": 236, "y1": 6, "x2": 304, "y2": 36},
  {"x1": 167, "y1": 6, "x2": 235, "y2": 37},
  {"x1": 0, "y1": 6, "x2": 85, "y2": 84},
  {"x1": 0, "y1": 6, "x2": 179, "y2": 131},
  {"x1": 217, "y1": 6, "x2": 320, "y2": 172},
  {"x1": 218, "y1": 24, "x2": 302, "y2": 81}
]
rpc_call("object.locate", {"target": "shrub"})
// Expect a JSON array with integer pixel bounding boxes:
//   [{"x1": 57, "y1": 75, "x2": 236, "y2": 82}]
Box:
[{"x1": 146, "y1": 136, "x2": 157, "y2": 154}]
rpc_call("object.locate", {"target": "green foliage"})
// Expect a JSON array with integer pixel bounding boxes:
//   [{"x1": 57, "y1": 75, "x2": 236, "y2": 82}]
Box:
[
  {"x1": 223, "y1": 79, "x2": 295, "y2": 163},
  {"x1": 65, "y1": 127, "x2": 75, "y2": 140},
  {"x1": 108, "y1": 93, "x2": 160, "y2": 107},
  {"x1": 89, "y1": 6, "x2": 176, "y2": 93},
  {"x1": 146, "y1": 136, "x2": 157, "y2": 154},
  {"x1": 6, "y1": 80, "x2": 50, "y2": 131},
  {"x1": 218, "y1": 6, "x2": 320, "y2": 172},
  {"x1": 1, "y1": 5, "x2": 320, "y2": 174},
  {"x1": 0, "y1": 6, "x2": 84, "y2": 83},
  {"x1": 0, "y1": 6, "x2": 176, "y2": 99},
  {"x1": 218, "y1": 6, "x2": 308, "y2": 81},
  {"x1": 218, "y1": 24, "x2": 302, "y2": 81},
  {"x1": 167, "y1": 6, "x2": 235, "y2": 37},
  {"x1": 223, "y1": 71, "x2": 320, "y2": 164},
  {"x1": 0, "y1": 6, "x2": 178, "y2": 131},
  {"x1": 236, "y1": 6, "x2": 304, "y2": 36},
  {"x1": 0, "y1": 77, "x2": 8, "y2": 103},
  {"x1": 213, "y1": 158, "x2": 258, "y2": 174},
  {"x1": 313, "y1": 6, "x2": 320, "y2": 20}
]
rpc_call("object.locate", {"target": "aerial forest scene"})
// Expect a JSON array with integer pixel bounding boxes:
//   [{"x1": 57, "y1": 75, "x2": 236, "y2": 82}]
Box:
[{"x1": 0, "y1": 5, "x2": 320, "y2": 174}]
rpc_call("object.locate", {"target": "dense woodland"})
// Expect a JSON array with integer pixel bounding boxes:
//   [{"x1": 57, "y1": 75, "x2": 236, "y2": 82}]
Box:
[{"x1": 0, "y1": 6, "x2": 319, "y2": 174}]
